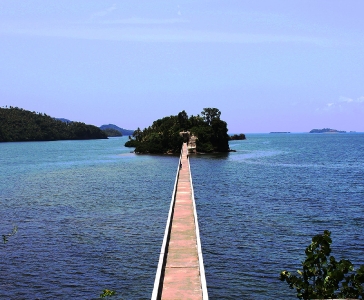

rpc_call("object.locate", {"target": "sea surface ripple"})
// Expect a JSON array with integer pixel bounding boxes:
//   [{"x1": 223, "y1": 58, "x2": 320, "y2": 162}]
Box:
[
  {"x1": 1, "y1": 137, "x2": 177, "y2": 299},
  {"x1": 1, "y1": 134, "x2": 363, "y2": 299},
  {"x1": 191, "y1": 133, "x2": 364, "y2": 299}
]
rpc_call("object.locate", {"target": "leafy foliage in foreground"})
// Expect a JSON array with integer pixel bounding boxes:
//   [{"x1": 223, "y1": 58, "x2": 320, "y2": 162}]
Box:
[
  {"x1": 100, "y1": 289, "x2": 116, "y2": 298},
  {"x1": 0, "y1": 107, "x2": 107, "y2": 142},
  {"x1": 125, "y1": 108, "x2": 230, "y2": 154},
  {"x1": 280, "y1": 230, "x2": 364, "y2": 299}
]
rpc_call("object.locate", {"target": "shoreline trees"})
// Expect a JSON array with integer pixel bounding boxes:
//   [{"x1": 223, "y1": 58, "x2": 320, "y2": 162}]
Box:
[{"x1": 0, "y1": 107, "x2": 107, "y2": 142}]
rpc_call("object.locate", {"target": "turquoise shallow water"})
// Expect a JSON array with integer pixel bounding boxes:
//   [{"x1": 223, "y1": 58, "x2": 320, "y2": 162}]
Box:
[
  {"x1": 1, "y1": 134, "x2": 363, "y2": 299},
  {"x1": 0, "y1": 137, "x2": 178, "y2": 299}
]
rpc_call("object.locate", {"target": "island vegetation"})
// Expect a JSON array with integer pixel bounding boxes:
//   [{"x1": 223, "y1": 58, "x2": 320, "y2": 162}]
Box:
[
  {"x1": 125, "y1": 108, "x2": 232, "y2": 154},
  {"x1": 310, "y1": 128, "x2": 346, "y2": 133},
  {"x1": 229, "y1": 133, "x2": 246, "y2": 140},
  {"x1": 0, "y1": 107, "x2": 107, "y2": 142},
  {"x1": 101, "y1": 128, "x2": 123, "y2": 137}
]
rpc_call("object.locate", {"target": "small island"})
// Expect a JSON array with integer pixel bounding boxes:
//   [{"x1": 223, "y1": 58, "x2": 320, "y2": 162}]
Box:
[
  {"x1": 0, "y1": 107, "x2": 108, "y2": 142},
  {"x1": 309, "y1": 128, "x2": 346, "y2": 133},
  {"x1": 125, "y1": 108, "x2": 235, "y2": 154},
  {"x1": 229, "y1": 133, "x2": 246, "y2": 140}
]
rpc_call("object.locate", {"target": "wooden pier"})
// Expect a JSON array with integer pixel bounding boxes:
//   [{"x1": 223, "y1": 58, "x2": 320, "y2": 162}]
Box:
[{"x1": 151, "y1": 143, "x2": 208, "y2": 300}]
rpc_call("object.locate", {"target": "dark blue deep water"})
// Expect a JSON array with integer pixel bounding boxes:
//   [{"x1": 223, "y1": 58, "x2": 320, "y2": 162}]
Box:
[
  {"x1": 1, "y1": 134, "x2": 363, "y2": 299},
  {"x1": 191, "y1": 133, "x2": 364, "y2": 299}
]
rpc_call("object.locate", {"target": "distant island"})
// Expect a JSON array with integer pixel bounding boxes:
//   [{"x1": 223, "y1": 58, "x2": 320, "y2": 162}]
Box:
[
  {"x1": 309, "y1": 128, "x2": 346, "y2": 133},
  {"x1": 0, "y1": 107, "x2": 107, "y2": 142},
  {"x1": 125, "y1": 108, "x2": 233, "y2": 154},
  {"x1": 270, "y1": 132, "x2": 290, "y2": 134},
  {"x1": 229, "y1": 133, "x2": 246, "y2": 140},
  {"x1": 99, "y1": 124, "x2": 134, "y2": 136}
]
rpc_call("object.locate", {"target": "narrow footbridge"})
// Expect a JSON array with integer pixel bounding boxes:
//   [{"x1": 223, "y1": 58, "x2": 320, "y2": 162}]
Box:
[{"x1": 151, "y1": 143, "x2": 208, "y2": 300}]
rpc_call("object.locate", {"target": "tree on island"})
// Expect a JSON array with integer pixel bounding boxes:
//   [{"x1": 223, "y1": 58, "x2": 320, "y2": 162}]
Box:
[
  {"x1": 125, "y1": 108, "x2": 231, "y2": 154},
  {"x1": 201, "y1": 107, "x2": 221, "y2": 126}
]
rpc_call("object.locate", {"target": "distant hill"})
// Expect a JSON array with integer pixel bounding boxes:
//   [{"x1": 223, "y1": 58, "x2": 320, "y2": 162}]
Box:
[
  {"x1": 0, "y1": 107, "x2": 107, "y2": 142},
  {"x1": 310, "y1": 128, "x2": 346, "y2": 133},
  {"x1": 56, "y1": 118, "x2": 72, "y2": 123},
  {"x1": 100, "y1": 124, "x2": 134, "y2": 136},
  {"x1": 102, "y1": 128, "x2": 122, "y2": 137}
]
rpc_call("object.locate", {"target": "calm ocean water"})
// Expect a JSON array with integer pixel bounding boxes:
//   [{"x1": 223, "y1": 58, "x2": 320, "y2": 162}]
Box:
[
  {"x1": 1, "y1": 134, "x2": 363, "y2": 299},
  {"x1": 192, "y1": 133, "x2": 364, "y2": 299}
]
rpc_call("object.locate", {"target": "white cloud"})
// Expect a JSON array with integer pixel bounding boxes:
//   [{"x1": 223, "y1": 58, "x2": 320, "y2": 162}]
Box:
[
  {"x1": 100, "y1": 18, "x2": 189, "y2": 25},
  {"x1": 0, "y1": 20, "x2": 330, "y2": 46},
  {"x1": 317, "y1": 96, "x2": 364, "y2": 114},
  {"x1": 339, "y1": 96, "x2": 364, "y2": 104},
  {"x1": 339, "y1": 96, "x2": 353, "y2": 103},
  {"x1": 91, "y1": 4, "x2": 117, "y2": 18}
]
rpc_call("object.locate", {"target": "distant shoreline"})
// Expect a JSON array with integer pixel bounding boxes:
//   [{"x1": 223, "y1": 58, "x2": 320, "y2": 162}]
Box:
[{"x1": 269, "y1": 132, "x2": 290, "y2": 134}]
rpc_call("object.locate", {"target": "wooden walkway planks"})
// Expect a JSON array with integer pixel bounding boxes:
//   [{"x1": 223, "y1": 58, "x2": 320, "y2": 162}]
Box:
[
  {"x1": 151, "y1": 143, "x2": 208, "y2": 300},
  {"x1": 161, "y1": 143, "x2": 202, "y2": 299}
]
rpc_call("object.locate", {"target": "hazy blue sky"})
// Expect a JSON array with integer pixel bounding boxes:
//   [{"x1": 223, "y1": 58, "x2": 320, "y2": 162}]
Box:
[{"x1": 1, "y1": 1, "x2": 363, "y2": 133}]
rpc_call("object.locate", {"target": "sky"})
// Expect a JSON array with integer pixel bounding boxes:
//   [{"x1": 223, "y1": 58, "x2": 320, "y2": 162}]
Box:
[{"x1": 1, "y1": 0, "x2": 363, "y2": 133}]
